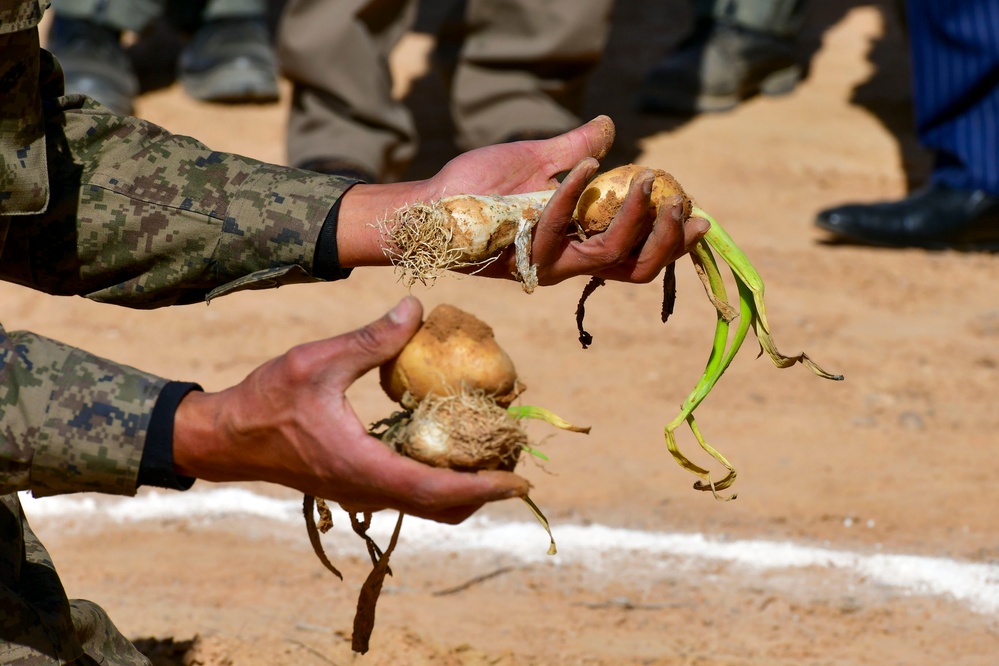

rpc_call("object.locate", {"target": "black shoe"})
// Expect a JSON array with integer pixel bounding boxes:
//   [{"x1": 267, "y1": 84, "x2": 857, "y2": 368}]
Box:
[
  {"x1": 46, "y1": 15, "x2": 138, "y2": 115},
  {"x1": 638, "y1": 20, "x2": 801, "y2": 114},
  {"x1": 815, "y1": 183, "x2": 999, "y2": 250},
  {"x1": 298, "y1": 158, "x2": 379, "y2": 184},
  {"x1": 178, "y1": 17, "x2": 279, "y2": 103}
]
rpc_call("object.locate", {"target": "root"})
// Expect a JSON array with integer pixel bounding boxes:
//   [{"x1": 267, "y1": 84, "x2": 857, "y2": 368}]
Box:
[
  {"x1": 574, "y1": 263, "x2": 675, "y2": 349},
  {"x1": 661, "y1": 262, "x2": 677, "y2": 323},
  {"x1": 385, "y1": 388, "x2": 528, "y2": 470},
  {"x1": 302, "y1": 495, "x2": 343, "y2": 580},
  {"x1": 351, "y1": 512, "x2": 404, "y2": 655},
  {"x1": 574, "y1": 276, "x2": 606, "y2": 349},
  {"x1": 301, "y1": 497, "x2": 404, "y2": 655},
  {"x1": 379, "y1": 201, "x2": 498, "y2": 288}
]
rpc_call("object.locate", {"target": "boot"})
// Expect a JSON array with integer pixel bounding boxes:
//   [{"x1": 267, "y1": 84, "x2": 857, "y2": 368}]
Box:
[
  {"x1": 178, "y1": 17, "x2": 279, "y2": 103},
  {"x1": 638, "y1": 20, "x2": 801, "y2": 114},
  {"x1": 46, "y1": 15, "x2": 138, "y2": 115}
]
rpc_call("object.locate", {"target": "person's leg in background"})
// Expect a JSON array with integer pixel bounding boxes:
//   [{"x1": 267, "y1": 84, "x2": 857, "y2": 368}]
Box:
[
  {"x1": 639, "y1": 0, "x2": 806, "y2": 114},
  {"x1": 907, "y1": 1, "x2": 998, "y2": 199},
  {"x1": 45, "y1": 0, "x2": 165, "y2": 114},
  {"x1": 178, "y1": 0, "x2": 279, "y2": 103},
  {"x1": 446, "y1": 0, "x2": 614, "y2": 150},
  {"x1": 47, "y1": 0, "x2": 278, "y2": 114},
  {"x1": 815, "y1": 0, "x2": 999, "y2": 249},
  {"x1": 277, "y1": 0, "x2": 419, "y2": 183}
]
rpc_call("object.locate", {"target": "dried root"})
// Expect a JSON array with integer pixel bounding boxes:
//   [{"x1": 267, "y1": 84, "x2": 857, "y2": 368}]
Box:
[
  {"x1": 380, "y1": 192, "x2": 550, "y2": 290},
  {"x1": 379, "y1": 201, "x2": 495, "y2": 288},
  {"x1": 382, "y1": 388, "x2": 528, "y2": 471}
]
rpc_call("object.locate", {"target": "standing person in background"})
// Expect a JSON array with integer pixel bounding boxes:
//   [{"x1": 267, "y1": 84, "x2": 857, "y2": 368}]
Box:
[
  {"x1": 276, "y1": 0, "x2": 615, "y2": 183},
  {"x1": 639, "y1": 0, "x2": 807, "y2": 114},
  {"x1": 45, "y1": 0, "x2": 279, "y2": 115},
  {"x1": 815, "y1": 0, "x2": 999, "y2": 249}
]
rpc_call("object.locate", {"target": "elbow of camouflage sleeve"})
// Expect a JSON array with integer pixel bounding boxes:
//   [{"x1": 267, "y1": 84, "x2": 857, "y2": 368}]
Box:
[{"x1": 0, "y1": 327, "x2": 170, "y2": 498}]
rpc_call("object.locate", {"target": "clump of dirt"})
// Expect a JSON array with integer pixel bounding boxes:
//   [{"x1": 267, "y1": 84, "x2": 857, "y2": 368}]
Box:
[{"x1": 421, "y1": 302, "x2": 495, "y2": 343}]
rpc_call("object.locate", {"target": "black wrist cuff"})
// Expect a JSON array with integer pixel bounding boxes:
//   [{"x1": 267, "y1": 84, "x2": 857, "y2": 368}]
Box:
[
  {"x1": 138, "y1": 381, "x2": 201, "y2": 491},
  {"x1": 313, "y1": 185, "x2": 358, "y2": 281}
]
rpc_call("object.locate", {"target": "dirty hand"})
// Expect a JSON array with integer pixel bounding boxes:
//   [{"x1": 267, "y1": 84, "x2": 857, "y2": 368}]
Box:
[
  {"x1": 336, "y1": 116, "x2": 707, "y2": 283},
  {"x1": 171, "y1": 296, "x2": 530, "y2": 523},
  {"x1": 423, "y1": 115, "x2": 710, "y2": 285}
]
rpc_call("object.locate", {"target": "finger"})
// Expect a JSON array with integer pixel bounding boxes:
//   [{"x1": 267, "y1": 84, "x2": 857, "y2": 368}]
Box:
[
  {"x1": 537, "y1": 116, "x2": 617, "y2": 176},
  {"x1": 617, "y1": 193, "x2": 688, "y2": 282},
  {"x1": 684, "y1": 214, "x2": 711, "y2": 251},
  {"x1": 321, "y1": 296, "x2": 424, "y2": 388},
  {"x1": 555, "y1": 170, "x2": 657, "y2": 279},
  {"x1": 395, "y1": 468, "x2": 532, "y2": 523},
  {"x1": 573, "y1": 115, "x2": 617, "y2": 162},
  {"x1": 597, "y1": 170, "x2": 659, "y2": 255},
  {"x1": 532, "y1": 157, "x2": 599, "y2": 269},
  {"x1": 588, "y1": 196, "x2": 711, "y2": 284},
  {"x1": 357, "y1": 446, "x2": 532, "y2": 522}
]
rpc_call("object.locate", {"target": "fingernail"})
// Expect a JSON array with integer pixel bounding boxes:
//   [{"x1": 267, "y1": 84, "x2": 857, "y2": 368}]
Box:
[
  {"x1": 502, "y1": 486, "x2": 526, "y2": 499},
  {"x1": 642, "y1": 175, "x2": 654, "y2": 195},
  {"x1": 481, "y1": 471, "x2": 531, "y2": 499},
  {"x1": 388, "y1": 296, "x2": 415, "y2": 324},
  {"x1": 667, "y1": 194, "x2": 684, "y2": 221},
  {"x1": 507, "y1": 477, "x2": 532, "y2": 498}
]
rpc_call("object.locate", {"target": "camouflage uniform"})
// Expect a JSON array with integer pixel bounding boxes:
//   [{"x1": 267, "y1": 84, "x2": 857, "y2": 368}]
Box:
[{"x1": 1, "y1": 1, "x2": 356, "y2": 661}]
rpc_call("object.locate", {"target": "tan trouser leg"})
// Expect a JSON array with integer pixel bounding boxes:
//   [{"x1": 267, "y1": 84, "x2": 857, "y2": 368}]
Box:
[
  {"x1": 449, "y1": 0, "x2": 613, "y2": 149},
  {"x1": 278, "y1": 0, "x2": 612, "y2": 175},
  {"x1": 277, "y1": 0, "x2": 418, "y2": 180}
]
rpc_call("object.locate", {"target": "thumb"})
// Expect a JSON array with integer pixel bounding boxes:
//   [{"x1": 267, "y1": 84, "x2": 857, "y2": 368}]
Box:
[
  {"x1": 327, "y1": 296, "x2": 424, "y2": 388},
  {"x1": 555, "y1": 115, "x2": 617, "y2": 165},
  {"x1": 536, "y1": 116, "x2": 615, "y2": 181}
]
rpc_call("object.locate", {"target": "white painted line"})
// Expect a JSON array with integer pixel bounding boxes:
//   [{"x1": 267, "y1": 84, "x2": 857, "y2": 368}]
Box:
[{"x1": 19, "y1": 488, "x2": 999, "y2": 614}]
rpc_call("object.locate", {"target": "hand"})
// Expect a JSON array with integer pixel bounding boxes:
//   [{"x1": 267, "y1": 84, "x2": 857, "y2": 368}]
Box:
[
  {"x1": 171, "y1": 296, "x2": 530, "y2": 524},
  {"x1": 336, "y1": 116, "x2": 709, "y2": 282},
  {"x1": 417, "y1": 115, "x2": 709, "y2": 285}
]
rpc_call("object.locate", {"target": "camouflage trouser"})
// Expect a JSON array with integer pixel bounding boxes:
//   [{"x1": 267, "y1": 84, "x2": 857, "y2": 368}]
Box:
[
  {"x1": 0, "y1": 495, "x2": 150, "y2": 666},
  {"x1": 696, "y1": 0, "x2": 806, "y2": 36}
]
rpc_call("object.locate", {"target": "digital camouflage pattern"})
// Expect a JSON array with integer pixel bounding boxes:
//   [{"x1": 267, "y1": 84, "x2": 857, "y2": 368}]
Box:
[
  {"x1": 1, "y1": 2, "x2": 356, "y2": 661},
  {"x1": 0, "y1": 328, "x2": 168, "y2": 498},
  {"x1": 0, "y1": 495, "x2": 153, "y2": 665},
  {"x1": 0, "y1": 8, "x2": 48, "y2": 221}
]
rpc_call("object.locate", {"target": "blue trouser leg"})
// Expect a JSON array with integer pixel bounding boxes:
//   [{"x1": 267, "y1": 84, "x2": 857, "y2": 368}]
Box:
[{"x1": 906, "y1": 0, "x2": 999, "y2": 194}]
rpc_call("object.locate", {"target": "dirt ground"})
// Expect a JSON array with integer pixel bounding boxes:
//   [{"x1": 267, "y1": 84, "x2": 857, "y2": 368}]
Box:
[{"x1": 12, "y1": 1, "x2": 999, "y2": 664}]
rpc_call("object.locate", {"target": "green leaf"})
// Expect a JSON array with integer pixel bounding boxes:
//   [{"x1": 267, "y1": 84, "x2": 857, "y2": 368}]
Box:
[{"x1": 507, "y1": 405, "x2": 591, "y2": 433}]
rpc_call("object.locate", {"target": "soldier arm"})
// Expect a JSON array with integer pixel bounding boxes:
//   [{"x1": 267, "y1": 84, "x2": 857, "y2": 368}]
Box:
[
  {"x1": 0, "y1": 322, "x2": 197, "y2": 497},
  {"x1": 0, "y1": 53, "x2": 361, "y2": 308}
]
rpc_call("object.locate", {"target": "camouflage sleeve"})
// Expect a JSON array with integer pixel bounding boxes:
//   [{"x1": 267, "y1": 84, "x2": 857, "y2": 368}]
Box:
[
  {"x1": 0, "y1": 49, "x2": 358, "y2": 308},
  {"x1": 0, "y1": 322, "x2": 167, "y2": 497}
]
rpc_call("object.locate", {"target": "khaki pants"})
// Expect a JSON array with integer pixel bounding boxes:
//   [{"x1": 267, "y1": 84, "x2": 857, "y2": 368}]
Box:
[{"x1": 277, "y1": 0, "x2": 614, "y2": 181}]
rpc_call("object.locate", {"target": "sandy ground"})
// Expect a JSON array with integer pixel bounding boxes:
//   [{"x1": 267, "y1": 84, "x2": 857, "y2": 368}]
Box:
[{"x1": 11, "y1": 1, "x2": 999, "y2": 663}]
